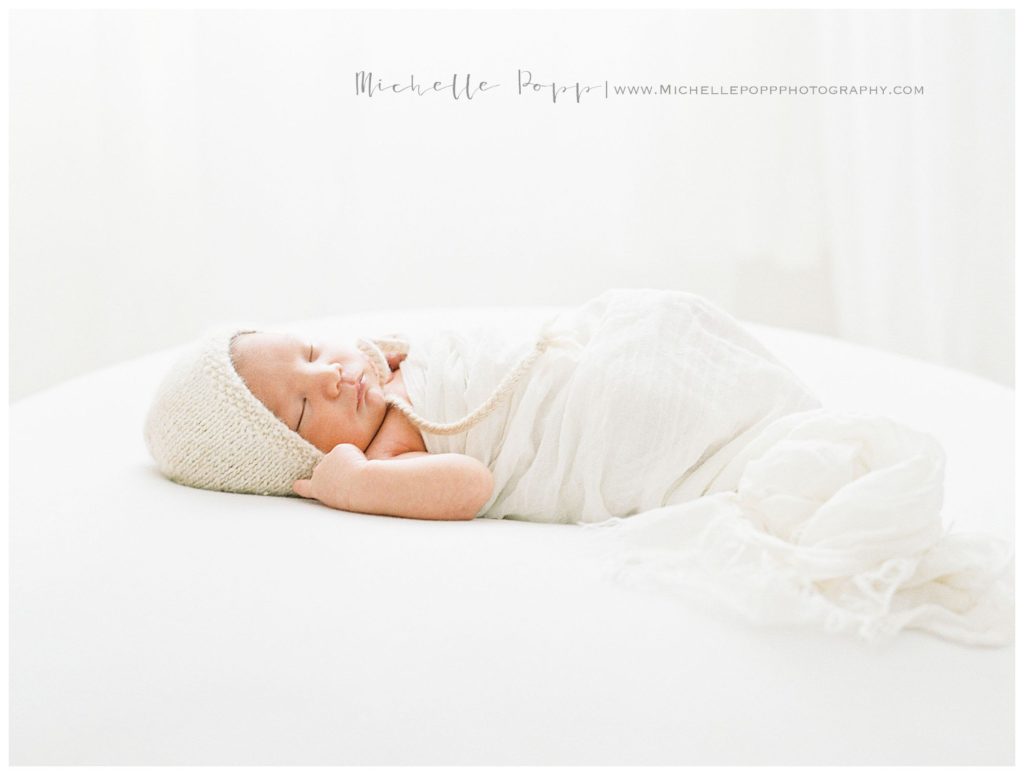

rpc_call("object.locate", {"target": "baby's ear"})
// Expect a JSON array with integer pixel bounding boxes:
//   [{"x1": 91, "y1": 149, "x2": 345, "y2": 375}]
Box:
[{"x1": 385, "y1": 352, "x2": 407, "y2": 372}]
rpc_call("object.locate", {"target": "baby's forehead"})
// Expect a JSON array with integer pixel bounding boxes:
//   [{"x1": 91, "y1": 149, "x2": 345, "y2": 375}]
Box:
[
  {"x1": 231, "y1": 331, "x2": 303, "y2": 364},
  {"x1": 231, "y1": 329, "x2": 367, "y2": 365}
]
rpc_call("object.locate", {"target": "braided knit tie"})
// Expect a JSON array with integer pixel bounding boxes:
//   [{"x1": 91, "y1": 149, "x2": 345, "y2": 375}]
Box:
[{"x1": 357, "y1": 331, "x2": 580, "y2": 437}]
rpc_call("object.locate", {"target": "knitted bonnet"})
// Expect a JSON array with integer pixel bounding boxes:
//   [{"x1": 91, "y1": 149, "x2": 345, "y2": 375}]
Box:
[{"x1": 144, "y1": 323, "x2": 576, "y2": 497}]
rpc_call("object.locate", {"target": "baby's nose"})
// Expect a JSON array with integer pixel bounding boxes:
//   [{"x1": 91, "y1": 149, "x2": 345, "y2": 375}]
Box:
[
  {"x1": 327, "y1": 364, "x2": 360, "y2": 393},
  {"x1": 337, "y1": 364, "x2": 360, "y2": 384}
]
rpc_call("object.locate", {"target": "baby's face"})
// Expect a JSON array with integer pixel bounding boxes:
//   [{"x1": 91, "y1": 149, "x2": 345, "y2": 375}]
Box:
[{"x1": 230, "y1": 331, "x2": 388, "y2": 454}]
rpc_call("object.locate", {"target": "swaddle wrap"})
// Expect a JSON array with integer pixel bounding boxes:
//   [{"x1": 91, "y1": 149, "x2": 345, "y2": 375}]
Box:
[
  {"x1": 402, "y1": 288, "x2": 822, "y2": 522},
  {"x1": 401, "y1": 288, "x2": 1013, "y2": 646}
]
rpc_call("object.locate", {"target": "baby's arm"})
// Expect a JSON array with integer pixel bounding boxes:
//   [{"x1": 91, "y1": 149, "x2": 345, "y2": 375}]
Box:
[{"x1": 292, "y1": 444, "x2": 492, "y2": 521}]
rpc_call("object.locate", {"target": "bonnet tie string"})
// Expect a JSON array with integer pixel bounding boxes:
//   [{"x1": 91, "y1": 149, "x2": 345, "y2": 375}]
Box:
[{"x1": 357, "y1": 330, "x2": 580, "y2": 437}]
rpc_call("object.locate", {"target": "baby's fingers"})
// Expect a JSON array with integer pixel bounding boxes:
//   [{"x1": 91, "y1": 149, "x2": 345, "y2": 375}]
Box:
[{"x1": 293, "y1": 479, "x2": 313, "y2": 498}]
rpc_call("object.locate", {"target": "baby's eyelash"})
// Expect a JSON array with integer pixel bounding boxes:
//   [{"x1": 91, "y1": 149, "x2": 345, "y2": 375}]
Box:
[{"x1": 295, "y1": 343, "x2": 314, "y2": 432}]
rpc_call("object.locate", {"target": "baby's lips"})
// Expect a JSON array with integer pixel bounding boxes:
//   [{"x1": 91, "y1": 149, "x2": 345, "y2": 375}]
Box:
[{"x1": 356, "y1": 373, "x2": 367, "y2": 406}]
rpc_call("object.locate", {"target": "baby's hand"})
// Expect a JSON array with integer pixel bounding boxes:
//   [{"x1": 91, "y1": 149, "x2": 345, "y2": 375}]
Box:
[
  {"x1": 385, "y1": 352, "x2": 406, "y2": 372},
  {"x1": 293, "y1": 443, "x2": 368, "y2": 511}
]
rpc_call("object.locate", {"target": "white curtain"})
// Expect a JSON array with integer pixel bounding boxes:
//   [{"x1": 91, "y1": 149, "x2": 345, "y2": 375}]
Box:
[{"x1": 812, "y1": 11, "x2": 1013, "y2": 385}]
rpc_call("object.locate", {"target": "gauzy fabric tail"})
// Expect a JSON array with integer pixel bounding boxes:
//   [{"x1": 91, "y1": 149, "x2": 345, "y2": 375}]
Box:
[{"x1": 579, "y1": 409, "x2": 1014, "y2": 647}]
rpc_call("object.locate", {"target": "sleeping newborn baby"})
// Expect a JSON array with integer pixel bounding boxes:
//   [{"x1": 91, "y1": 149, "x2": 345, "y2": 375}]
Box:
[
  {"x1": 144, "y1": 287, "x2": 820, "y2": 523},
  {"x1": 145, "y1": 325, "x2": 494, "y2": 521}
]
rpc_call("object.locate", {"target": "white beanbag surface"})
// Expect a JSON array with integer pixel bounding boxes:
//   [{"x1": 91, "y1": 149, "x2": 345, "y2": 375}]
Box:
[{"x1": 10, "y1": 305, "x2": 1013, "y2": 765}]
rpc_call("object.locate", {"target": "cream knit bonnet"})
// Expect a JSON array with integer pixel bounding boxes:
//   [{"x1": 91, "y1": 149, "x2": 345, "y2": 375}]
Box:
[{"x1": 144, "y1": 324, "x2": 575, "y2": 497}]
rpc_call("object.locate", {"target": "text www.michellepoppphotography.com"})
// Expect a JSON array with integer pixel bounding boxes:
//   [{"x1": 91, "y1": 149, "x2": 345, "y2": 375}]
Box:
[{"x1": 354, "y1": 70, "x2": 926, "y2": 103}]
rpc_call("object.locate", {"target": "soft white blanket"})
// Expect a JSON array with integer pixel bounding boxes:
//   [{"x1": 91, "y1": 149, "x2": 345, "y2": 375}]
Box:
[{"x1": 401, "y1": 289, "x2": 1013, "y2": 646}]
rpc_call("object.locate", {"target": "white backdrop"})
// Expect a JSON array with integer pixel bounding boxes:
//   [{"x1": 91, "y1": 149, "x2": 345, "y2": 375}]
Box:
[{"x1": 10, "y1": 9, "x2": 1014, "y2": 399}]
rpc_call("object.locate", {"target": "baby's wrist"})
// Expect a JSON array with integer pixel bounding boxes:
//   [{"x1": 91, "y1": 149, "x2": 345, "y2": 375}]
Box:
[{"x1": 340, "y1": 458, "x2": 376, "y2": 513}]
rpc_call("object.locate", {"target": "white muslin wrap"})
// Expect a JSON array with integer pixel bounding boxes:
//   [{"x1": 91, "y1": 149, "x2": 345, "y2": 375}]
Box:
[{"x1": 400, "y1": 288, "x2": 1013, "y2": 646}]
